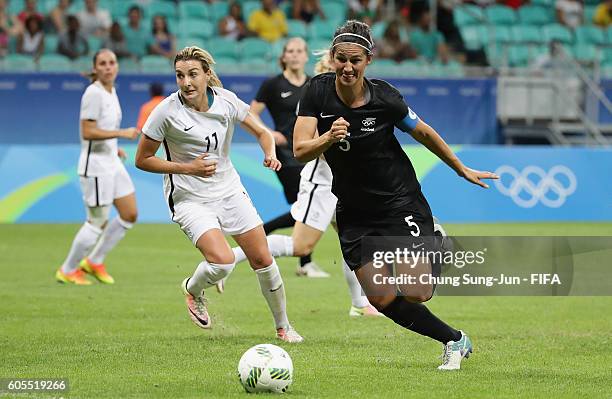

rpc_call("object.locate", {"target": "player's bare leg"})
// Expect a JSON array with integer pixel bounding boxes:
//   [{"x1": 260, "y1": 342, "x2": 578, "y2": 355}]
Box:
[{"x1": 292, "y1": 222, "x2": 329, "y2": 277}]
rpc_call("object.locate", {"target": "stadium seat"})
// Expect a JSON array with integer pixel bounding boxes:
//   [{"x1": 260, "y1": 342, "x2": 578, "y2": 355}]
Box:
[
  {"x1": 511, "y1": 25, "x2": 543, "y2": 44},
  {"x1": 518, "y1": 5, "x2": 553, "y2": 25},
  {"x1": 210, "y1": 1, "x2": 229, "y2": 22},
  {"x1": 431, "y1": 60, "x2": 465, "y2": 77},
  {"x1": 489, "y1": 26, "x2": 512, "y2": 45},
  {"x1": 72, "y1": 56, "x2": 92, "y2": 73},
  {"x1": 602, "y1": 47, "x2": 612, "y2": 63},
  {"x1": 239, "y1": 38, "x2": 273, "y2": 60},
  {"x1": 320, "y1": 2, "x2": 347, "y2": 21},
  {"x1": 608, "y1": 27, "x2": 612, "y2": 43},
  {"x1": 177, "y1": 19, "x2": 214, "y2": 40},
  {"x1": 140, "y1": 55, "x2": 171, "y2": 73},
  {"x1": 574, "y1": 26, "x2": 606, "y2": 45},
  {"x1": 454, "y1": 5, "x2": 484, "y2": 27},
  {"x1": 118, "y1": 58, "x2": 141, "y2": 73},
  {"x1": 8, "y1": 0, "x2": 24, "y2": 15},
  {"x1": 2, "y1": 54, "x2": 37, "y2": 72},
  {"x1": 287, "y1": 20, "x2": 308, "y2": 38},
  {"x1": 242, "y1": 1, "x2": 261, "y2": 20},
  {"x1": 44, "y1": 35, "x2": 59, "y2": 54},
  {"x1": 572, "y1": 43, "x2": 600, "y2": 64},
  {"x1": 149, "y1": 1, "x2": 177, "y2": 19},
  {"x1": 88, "y1": 36, "x2": 102, "y2": 54},
  {"x1": 485, "y1": 5, "x2": 517, "y2": 25},
  {"x1": 584, "y1": 5, "x2": 597, "y2": 25},
  {"x1": 308, "y1": 38, "x2": 330, "y2": 53},
  {"x1": 530, "y1": 0, "x2": 554, "y2": 6},
  {"x1": 460, "y1": 25, "x2": 487, "y2": 51},
  {"x1": 111, "y1": 1, "x2": 140, "y2": 20},
  {"x1": 308, "y1": 19, "x2": 336, "y2": 40},
  {"x1": 38, "y1": 54, "x2": 73, "y2": 72},
  {"x1": 179, "y1": 1, "x2": 210, "y2": 20},
  {"x1": 508, "y1": 45, "x2": 530, "y2": 67},
  {"x1": 176, "y1": 36, "x2": 207, "y2": 51},
  {"x1": 206, "y1": 38, "x2": 240, "y2": 60},
  {"x1": 542, "y1": 24, "x2": 574, "y2": 44},
  {"x1": 370, "y1": 21, "x2": 387, "y2": 40},
  {"x1": 215, "y1": 57, "x2": 243, "y2": 75}
]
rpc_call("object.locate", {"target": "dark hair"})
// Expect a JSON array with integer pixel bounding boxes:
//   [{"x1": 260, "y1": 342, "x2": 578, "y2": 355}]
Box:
[
  {"x1": 87, "y1": 48, "x2": 115, "y2": 82},
  {"x1": 152, "y1": 14, "x2": 169, "y2": 35},
  {"x1": 330, "y1": 20, "x2": 374, "y2": 56},
  {"x1": 128, "y1": 5, "x2": 141, "y2": 15},
  {"x1": 25, "y1": 15, "x2": 42, "y2": 31},
  {"x1": 150, "y1": 82, "x2": 163, "y2": 97},
  {"x1": 278, "y1": 37, "x2": 308, "y2": 71}
]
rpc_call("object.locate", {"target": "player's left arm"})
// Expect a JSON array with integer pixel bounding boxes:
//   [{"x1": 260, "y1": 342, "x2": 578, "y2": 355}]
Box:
[
  {"x1": 403, "y1": 118, "x2": 498, "y2": 188},
  {"x1": 241, "y1": 112, "x2": 282, "y2": 171}
]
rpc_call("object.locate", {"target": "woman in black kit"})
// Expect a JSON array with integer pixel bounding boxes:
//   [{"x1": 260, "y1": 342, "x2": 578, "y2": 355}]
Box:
[
  {"x1": 250, "y1": 37, "x2": 328, "y2": 277},
  {"x1": 293, "y1": 20, "x2": 498, "y2": 370}
]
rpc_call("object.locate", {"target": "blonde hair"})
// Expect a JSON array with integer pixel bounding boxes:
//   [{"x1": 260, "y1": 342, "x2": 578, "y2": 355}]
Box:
[
  {"x1": 313, "y1": 50, "x2": 333, "y2": 75},
  {"x1": 174, "y1": 46, "x2": 223, "y2": 88}
]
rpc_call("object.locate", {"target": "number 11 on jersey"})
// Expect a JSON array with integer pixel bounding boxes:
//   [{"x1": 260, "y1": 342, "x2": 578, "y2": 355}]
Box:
[{"x1": 205, "y1": 132, "x2": 218, "y2": 152}]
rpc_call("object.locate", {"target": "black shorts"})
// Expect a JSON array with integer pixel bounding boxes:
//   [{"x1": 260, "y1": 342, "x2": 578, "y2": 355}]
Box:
[
  {"x1": 275, "y1": 145, "x2": 303, "y2": 204},
  {"x1": 337, "y1": 193, "x2": 435, "y2": 271}
]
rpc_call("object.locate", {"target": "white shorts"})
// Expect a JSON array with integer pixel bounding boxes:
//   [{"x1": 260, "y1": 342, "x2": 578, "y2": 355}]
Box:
[
  {"x1": 79, "y1": 164, "x2": 135, "y2": 208},
  {"x1": 291, "y1": 180, "x2": 337, "y2": 232},
  {"x1": 172, "y1": 189, "x2": 263, "y2": 245}
]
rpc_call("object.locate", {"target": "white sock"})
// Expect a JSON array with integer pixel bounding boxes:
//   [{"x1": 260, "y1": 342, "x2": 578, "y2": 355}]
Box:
[
  {"x1": 267, "y1": 235, "x2": 294, "y2": 257},
  {"x1": 88, "y1": 216, "x2": 133, "y2": 264},
  {"x1": 232, "y1": 235, "x2": 293, "y2": 264},
  {"x1": 61, "y1": 222, "x2": 103, "y2": 273},
  {"x1": 187, "y1": 260, "x2": 235, "y2": 296},
  {"x1": 255, "y1": 260, "x2": 289, "y2": 329},
  {"x1": 343, "y1": 259, "x2": 369, "y2": 308}
]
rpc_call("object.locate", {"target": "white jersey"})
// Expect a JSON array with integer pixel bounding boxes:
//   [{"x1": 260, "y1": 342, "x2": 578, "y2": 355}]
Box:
[
  {"x1": 77, "y1": 81, "x2": 122, "y2": 177},
  {"x1": 142, "y1": 87, "x2": 250, "y2": 204},
  {"x1": 300, "y1": 156, "x2": 333, "y2": 185}
]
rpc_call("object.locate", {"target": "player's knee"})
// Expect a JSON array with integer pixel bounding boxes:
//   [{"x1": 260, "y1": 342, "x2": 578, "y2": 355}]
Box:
[
  {"x1": 205, "y1": 251, "x2": 235, "y2": 265},
  {"x1": 292, "y1": 238, "x2": 315, "y2": 257},
  {"x1": 367, "y1": 295, "x2": 395, "y2": 311},
  {"x1": 123, "y1": 210, "x2": 138, "y2": 224},
  {"x1": 406, "y1": 285, "x2": 434, "y2": 303},
  {"x1": 248, "y1": 253, "x2": 273, "y2": 269}
]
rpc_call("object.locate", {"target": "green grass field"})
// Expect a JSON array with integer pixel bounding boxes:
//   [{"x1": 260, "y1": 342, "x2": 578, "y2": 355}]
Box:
[{"x1": 1, "y1": 223, "x2": 611, "y2": 398}]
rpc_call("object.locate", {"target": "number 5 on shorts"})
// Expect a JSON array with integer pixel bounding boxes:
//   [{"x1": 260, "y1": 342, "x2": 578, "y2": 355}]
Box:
[{"x1": 404, "y1": 215, "x2": 420, "y2": 237}]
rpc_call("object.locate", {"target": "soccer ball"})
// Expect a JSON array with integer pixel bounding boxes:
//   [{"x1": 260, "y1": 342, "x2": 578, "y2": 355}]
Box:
[{"x1": 237, "y1": 344, "x2": 293, "y2": 394}]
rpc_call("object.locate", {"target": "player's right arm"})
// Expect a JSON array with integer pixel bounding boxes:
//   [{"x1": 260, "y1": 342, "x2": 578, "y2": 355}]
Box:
[
  {"x1": 293, "y1": 116, "x2": 349, "y2": 162},
  {"x1": 81, "y1": 119, "x2": 139, "y2": 140},
  {"x1": 134, "y1": 135, "x2": 217, "y2": 178}
]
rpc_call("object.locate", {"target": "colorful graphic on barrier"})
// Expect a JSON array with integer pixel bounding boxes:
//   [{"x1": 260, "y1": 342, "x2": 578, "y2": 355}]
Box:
[{"x1": 1, "y1": 145, "x2": 610, "y2": 223}]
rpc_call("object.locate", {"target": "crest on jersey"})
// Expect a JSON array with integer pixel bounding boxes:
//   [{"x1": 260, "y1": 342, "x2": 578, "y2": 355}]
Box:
[{"x1": 362, "y1": 117, "x2": 376, "y2": 127}]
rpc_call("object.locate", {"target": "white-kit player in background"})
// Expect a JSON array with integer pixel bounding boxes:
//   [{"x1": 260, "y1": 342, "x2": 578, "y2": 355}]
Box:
[
  {"x1": 56, "y1": 49, "x2": 139, "y2": 286},
  {"x1": 135, "y1": 46, "x2": 303, "y2": 343}
]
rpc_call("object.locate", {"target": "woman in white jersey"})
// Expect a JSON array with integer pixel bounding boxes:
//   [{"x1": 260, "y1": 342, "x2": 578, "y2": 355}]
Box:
[
  {"x1": 135, "y1": 46, "x2": 303, "y2": 343},
  {"x1": 56, "y1": 49, "x2": 139, "y2": 286}
]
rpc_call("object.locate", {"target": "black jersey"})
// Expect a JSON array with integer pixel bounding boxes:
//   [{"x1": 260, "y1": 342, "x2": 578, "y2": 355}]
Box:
[
  {"x1": 255, "y1": 73, "x2": 310, "y2": 141},
  {"x1": 298, "y1": 72, "x2": 421, "y2": 214}
]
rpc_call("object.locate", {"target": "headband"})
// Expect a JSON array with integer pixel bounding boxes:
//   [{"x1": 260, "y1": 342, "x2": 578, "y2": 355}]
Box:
[{"x1": 331, "y1": 33, "x2": 373, "y2": 54}]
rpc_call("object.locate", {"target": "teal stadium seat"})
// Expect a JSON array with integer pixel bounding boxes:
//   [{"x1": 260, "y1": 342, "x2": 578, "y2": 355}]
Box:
[
  {"x1": 608, "y1": 27, "x2": 612, "y2": 43},
  {"x1": 287, "y1": 20, "x2": 307, "y2": 38},
  {"x1": 38, "y1": 54, "x2": 73, "y2": 72},
  {"x1": 572, "y1": 43, "x2": 600, "y2": 63},
  {"x1": 370, "y1": 21, "x2": 387, "y2": 40},
  {"x1": 242, "y1": 1, "x2": 261, "y2": 21},
  {"x1": 119, "y1": 58, "x2": 141, "y2": 73},
  {"x1": 206, "y1": 38, "x2": 240, "y2": 60},
  {"x1": 8, "y1": 0, "x2": 24, "y2": 15},
  {"x1": 88, "y1": 36, "x2": 102, "y2": 54},
  {"x1": 511, "y1": 25, "x2": 543, "y2": 44},
  {"x1": 485, "y1": 5, "x2": 517, "y2": 25},
  {"x1": 239, "y1": 38, "x2": 272, "y2": 60},
  {"x1": 454, "y1": 5, "x2": 484, "y2": 27},
  {"x1": 179, "y1": 1, "x2": 210, "y2": 20},
  {"x1": 530, "y1": 0, "x2": 554, "y2": 6},
  {"x1": 140, "y1": 55, "x2": 171, "y2": 73},
  {"x1": 542, "y1": 24, "x2": 574, "y2": 44},
  {"x1": 3, "y1": 54, "x2": 37, "y2": 72},
  {"x1": 177, "y1": 36, "x2": 207, "y2": 51},
  {"x1": 178, "y1": 19, "x2": 214, "y2": 40},
  {"x1": 489, "y1": 26, "x2": 512, "y2": 45},
  {"x1": 44, "y1": 35, "x2": 59, "y2": 54},
  {"x1": 149, "y1": 1, "x2": 177, "y2": 19},
  {"x1": 73, "y1": 56, "x2": 92, "y2": 73},
  {"x1": 460, "y1": 25, "x2": 487, "y2": 50},
  {"x1": 320, "y1": 3, "x2": 347, "y2": 21},
  {"x1": 518, "y1": 5, "x2": 553, "y2": 25},
  {"x1": 210, "y1": 2, "x2": 229, "y2": 22},
  {"x1": 308, "y1": 19, "x2": 336, "y2": 40},
  {"x1": 308, "y1": 38, "x2": 330, "y2": 53},
  {"x1": 508, "y1": 45, "x2": 530, "y2": 67},
  {"x1": 584, "y1": 6, "x2": 597, "y2": 25},
  {"x1": 574, "y1": 26, "x2": 606, "y2": 45}
]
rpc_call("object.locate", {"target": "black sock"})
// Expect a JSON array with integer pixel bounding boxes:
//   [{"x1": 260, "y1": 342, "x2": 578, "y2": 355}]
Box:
[
  {"x1": 263, "y1": 212, "x2": 295, "y2": 234},
  {"x1": 299, "y1": 254, "x2": 312, "y2": 267},
  {"x1": 381, "y1": 297, "x2": 461, "y2": 344}
]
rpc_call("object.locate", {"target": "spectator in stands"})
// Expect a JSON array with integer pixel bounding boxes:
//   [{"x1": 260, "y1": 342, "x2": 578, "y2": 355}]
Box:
[
  {"x1": 376, "y1": 20, "x2": 417, "y2": 62},
  {"x1": 77, "y1": 0, "x2": 111, "y2": 38},
  {"x1": 17, "y1": 15, "x2": 44, "y2": 59},
  {"x1": 593, "y1": 0, "x2": 612, "y2": 27},
  {"x1": 136, "y1": 82, "x2": 165, "y2": 131},
  {"x1": 409, "y1": 8, "x2": 450, "y2": 64},
  {"x1": 47, "y1": 0, "x2": 71, "y2": 34},
  {"x1": 248, "y1": 0, "x2": 288, "y2": 42},
  {"x1": 556, "y1": 0, "x2": 583, "y2": 29},
  {"x1": 58, "y1": 15, "x2": 88, "y2": 60},
  {"x1": 0, "y1": 26, "x2": 7, "y2": 57},
  {"x1": 124, "y1": 6, "x2": 150, "y2": 59},
  {"x1": 149, "y1": 15, "x2": 175, "y2": 59},
  {"x1": 218, "y1": 2, "x2": 250, "y2": 41},
  {"x1": 436, "y1": 0, "x2": 466, "y2": 63},
  {"x1": 0, "y1": 0, "x2": 23, "y2": 38},
  {"x1": 17, "y1": 0, "x2": 44, "y2": 25},
  {"x1": 348, "y1": 0, "x2": 383, "y2": 25},
  {"x1": 292, "y1": 0, "x2": 326, "y2": 24},
  {"x1": 103, "y1": 22, "x2": 134, "y2": 60}
]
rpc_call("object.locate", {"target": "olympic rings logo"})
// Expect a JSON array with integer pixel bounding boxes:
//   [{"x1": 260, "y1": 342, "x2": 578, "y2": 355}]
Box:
[
  {"x1": 362, "y1": 118, "x2": 376, "y2": 127},
  {"x1": 494, "y1": 165, "x2": 577, "y2": 208}
]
